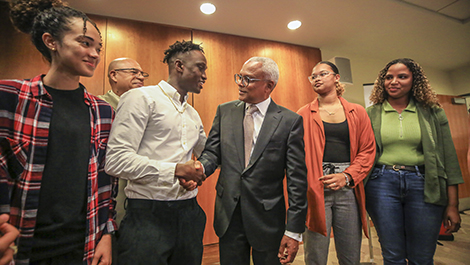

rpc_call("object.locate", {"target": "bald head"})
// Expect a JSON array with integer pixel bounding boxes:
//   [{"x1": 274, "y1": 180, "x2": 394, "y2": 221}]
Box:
[{"x1": 108, "y1": 58, "x2": 146, "y2": 96}]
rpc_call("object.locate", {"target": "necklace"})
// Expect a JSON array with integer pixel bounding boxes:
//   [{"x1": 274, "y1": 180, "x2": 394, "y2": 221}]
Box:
[
  {"x1": 157, "y1": 84, "x2": 187, "y2": 114},
  {"x1": 321, "y1": 108, "x2": 336, "y2": 115}
]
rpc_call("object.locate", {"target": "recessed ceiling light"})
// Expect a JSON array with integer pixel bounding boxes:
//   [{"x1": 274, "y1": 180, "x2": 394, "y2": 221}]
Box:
[
  {"x1": 287, "y1": 20, "x2": 302, "y2": 30},
  {"x1": 200, "y1": 3, "x2": 216, "y2": 15}
]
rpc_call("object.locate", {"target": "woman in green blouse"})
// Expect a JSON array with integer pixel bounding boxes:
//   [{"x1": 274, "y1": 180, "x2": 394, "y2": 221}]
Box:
[{"x1": 366, "y1": 58, "x2": 463, "y2": 265}]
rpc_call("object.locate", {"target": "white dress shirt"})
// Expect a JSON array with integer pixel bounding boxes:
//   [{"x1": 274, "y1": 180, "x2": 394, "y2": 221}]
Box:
[
  {"x1": 246, "y1": 97, "x2": 271, "y2": 156},
  {"x1": 245, "y1": 97, "x2": 302, "y2": 242},
  {"x1": 105, "y1": 80, "x2": 206, "y2": 201}
]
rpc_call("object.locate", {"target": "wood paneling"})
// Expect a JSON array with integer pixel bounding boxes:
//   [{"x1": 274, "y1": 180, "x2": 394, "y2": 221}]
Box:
[
  {"x1": 438, "y1": 95, "x2": 470, "y2": 199},
  {"x1": 192, "y1": 30, "x2": 321, "y2": 244},
  {"x1": 0, "y1": 4, "x2": 106, "y2": 96},
  {"x1": 0, "y1": 2, "x2": 49, "y2": 79},
  {"x1": 103, "y1": 17, "x2": 191, "y2": 95}
]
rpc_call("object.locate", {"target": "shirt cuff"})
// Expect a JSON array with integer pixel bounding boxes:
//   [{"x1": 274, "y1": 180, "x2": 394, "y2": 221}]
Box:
[{"x1": 284, "y1": 230, "x2": 302, "y2": 242}]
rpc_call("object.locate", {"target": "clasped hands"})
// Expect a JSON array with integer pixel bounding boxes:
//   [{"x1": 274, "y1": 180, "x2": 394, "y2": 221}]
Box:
[{"x1": 175, "y1": 160, "x2": 206, "y2": 191}]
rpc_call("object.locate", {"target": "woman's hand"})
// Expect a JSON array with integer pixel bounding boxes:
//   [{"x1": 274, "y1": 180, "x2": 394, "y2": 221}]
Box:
[{"x1": 320, "y1": 173, "x2": 346, "y2": 190}]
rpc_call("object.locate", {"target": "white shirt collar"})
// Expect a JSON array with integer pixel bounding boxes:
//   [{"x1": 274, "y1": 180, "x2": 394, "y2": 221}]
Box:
[
  {"x1": 246, "y1": 97, "x2": 271, "y2": 116},
  {"x1": 158, "y1": 80, "x2": 188, "y2": 104}
]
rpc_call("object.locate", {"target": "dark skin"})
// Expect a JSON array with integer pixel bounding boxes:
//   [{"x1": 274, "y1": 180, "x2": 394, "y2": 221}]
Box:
[
  {"x1": 168, "y1": 50, "x2": 208, "y2": 190},
  {"x1": 384, "y1": 63, "x2": 461, "y2": 233}
]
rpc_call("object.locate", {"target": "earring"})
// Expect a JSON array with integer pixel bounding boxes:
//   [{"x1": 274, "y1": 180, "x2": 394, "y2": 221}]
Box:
[{"x1": 51, "y1": 47, "x2": 56, "y2": 51}]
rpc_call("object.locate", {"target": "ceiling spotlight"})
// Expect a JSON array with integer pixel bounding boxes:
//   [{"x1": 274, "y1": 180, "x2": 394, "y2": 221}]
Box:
[
  {"x1": 287, "y1": 20, "x2": 302, "y2": 30},
  {"x1": 200, "y1": 3, "x2": 216, "y2": 15}
]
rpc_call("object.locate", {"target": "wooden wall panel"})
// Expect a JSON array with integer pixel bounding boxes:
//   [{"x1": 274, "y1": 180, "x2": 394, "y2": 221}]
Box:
[
  {"x1": 0, "y1": 2, "x2": 49, "y2": 79},
  {"x1": 438, "y1": 95, "x2": 470, "y2": 199},
  {"x1": 192, "y1": 30, "x2": 321, "y2": 245},
  {"x1": 0, "y1": 5, "x2": 106, "y2": 96},
  {"x1": 103, "y1": 17, "x2": 191, "y2": 96}
]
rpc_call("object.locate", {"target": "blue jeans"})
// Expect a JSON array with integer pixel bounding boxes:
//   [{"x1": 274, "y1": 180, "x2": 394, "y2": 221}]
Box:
[{"x1": 365, "y1": 167, "x2": 445, "y2": 265}]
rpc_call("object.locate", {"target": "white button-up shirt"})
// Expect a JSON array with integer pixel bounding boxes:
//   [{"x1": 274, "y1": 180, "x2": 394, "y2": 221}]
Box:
[{"x1": 105, "y1": 80, "x2": 206, "y2": 201}]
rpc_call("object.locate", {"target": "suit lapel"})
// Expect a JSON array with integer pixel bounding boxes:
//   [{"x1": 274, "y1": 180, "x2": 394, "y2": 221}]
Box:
[
  {"x1": 232, "y1": 101, "x2": 246, "y2": 169},
  {"x1": 245, "y1": 100, "x2": 282, "y2": 171}
]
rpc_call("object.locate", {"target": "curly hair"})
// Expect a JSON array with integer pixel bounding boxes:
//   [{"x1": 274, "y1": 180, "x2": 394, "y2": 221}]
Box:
[
  {"x1": 314, "y1": 61, "x2": 345, "y2": 97},
  {"x1": 163, "y1": 40, "x2": 204, "y2": 65},
  {"x1": 369, "y1": 58, "x2": 440, "y2": 108},
  {"x1": 9, "y1": 0, "x2": 101, "y2": 63}
]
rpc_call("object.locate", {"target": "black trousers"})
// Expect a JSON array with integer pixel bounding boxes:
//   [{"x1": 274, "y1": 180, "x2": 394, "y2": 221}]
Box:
[
  {"x1": 219, "y1": 202, "x2": 281, "y2": 265},
  {"x1": 117, "y1": 198, "x2": 206, "y2": 265},
  {"x1": 30, "y1": 248, "x2": 84, "y2": 265}
]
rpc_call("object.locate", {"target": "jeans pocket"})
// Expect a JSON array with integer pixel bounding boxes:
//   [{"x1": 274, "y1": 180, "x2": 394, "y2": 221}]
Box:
[{"x1": 369, "y1": 168, "x2": 381, "y2": 180}]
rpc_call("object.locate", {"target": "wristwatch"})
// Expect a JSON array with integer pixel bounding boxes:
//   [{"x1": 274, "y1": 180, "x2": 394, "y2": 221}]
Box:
[{"x1": 343, "y1": 173, "x2": 354, "y2": 187}]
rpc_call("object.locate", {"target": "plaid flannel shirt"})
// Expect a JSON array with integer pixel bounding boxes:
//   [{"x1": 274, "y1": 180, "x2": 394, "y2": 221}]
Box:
[{"x1": 0, "y1": 75, "x2": 118, "y2": 264}]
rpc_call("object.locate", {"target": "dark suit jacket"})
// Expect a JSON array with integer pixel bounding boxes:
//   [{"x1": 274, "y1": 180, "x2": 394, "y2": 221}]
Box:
[{"x1": 199, "y1": 99, "x2": 307, "y2": 251}]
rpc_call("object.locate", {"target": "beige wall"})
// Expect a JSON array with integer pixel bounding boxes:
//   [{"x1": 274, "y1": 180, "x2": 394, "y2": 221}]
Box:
[
  {"x1": 450, "y1": 63, "x2": 470, "y2": 96},
  {"x1": 320, "y1": 48, "x2": 461, "y2": 106}
]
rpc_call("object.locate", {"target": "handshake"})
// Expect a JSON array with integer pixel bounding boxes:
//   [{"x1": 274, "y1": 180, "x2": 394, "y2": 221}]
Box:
[{"x1": 175, "y1": 160, "x2": 206, "y2": 191}]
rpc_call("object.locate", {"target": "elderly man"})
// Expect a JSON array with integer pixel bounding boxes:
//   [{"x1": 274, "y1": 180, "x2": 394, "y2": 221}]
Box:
[
  {"x1": 98, "y1": 58, "x2": 147, "y2": 109},
  {"x1": 105, "y1": 41, "x2": 207, "y2": 265},
  {"x1": 98, "y1": 58, "x2": 147, "y2": 227},
  {"x1": 198, "y1": 57, "x2": 308, "y2": 265}
]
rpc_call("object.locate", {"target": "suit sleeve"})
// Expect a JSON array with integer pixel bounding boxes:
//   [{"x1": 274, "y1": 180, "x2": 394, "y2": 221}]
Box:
[
  {"x1": 285, "y1": 115, "x2": 308, "y2": 233},
  {"x1": 198, "y1": 105, "x2": 222, "y2": 177}
]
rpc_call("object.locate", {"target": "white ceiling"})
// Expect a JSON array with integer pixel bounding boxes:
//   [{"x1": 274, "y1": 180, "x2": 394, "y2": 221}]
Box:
[{"x1": 63, "y1": 0, "x2": 470, "y2": 71}]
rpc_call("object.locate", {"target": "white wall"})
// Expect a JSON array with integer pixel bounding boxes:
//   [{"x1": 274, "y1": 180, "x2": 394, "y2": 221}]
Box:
[
  {"x1": 320, "y1": 48, "x2": 457, "y2": 106},
  {"x1": 450, "y1": 63, "x2": 470, "y2": 96}
]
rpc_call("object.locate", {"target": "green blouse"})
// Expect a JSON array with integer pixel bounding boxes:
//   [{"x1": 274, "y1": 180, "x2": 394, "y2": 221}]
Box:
[
  {"x1": 378, "y1": 99, "x2": 424, "y2": 166},
  {"x1": 367, "y1": 100, "x2": 464, "y2": 206}
]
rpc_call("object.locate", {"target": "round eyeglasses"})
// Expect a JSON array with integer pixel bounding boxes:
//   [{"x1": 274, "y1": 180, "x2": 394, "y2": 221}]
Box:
[
  {"x1": 234, "y1": 74, "x2": 265, "y2": 87},
  {"x1": 114, "y1": 68, "x2": 149, "y2": 78},
  {"x1": 308, "y1": 71, "x2": 334, "y2": 82}
]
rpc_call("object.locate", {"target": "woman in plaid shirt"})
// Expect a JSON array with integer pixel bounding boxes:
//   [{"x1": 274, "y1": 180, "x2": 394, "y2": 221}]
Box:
[{"x1": 0, "y1": 0, "x2": 117, "y2": 264}]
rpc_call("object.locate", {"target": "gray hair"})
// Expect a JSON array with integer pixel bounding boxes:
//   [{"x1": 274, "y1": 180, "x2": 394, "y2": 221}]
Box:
[{"x1": 245, "y1": 57, "x2": 279, "y2": 88}]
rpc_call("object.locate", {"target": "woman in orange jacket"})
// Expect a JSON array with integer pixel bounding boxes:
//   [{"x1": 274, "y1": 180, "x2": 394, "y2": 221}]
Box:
[{"x1": 297, "y1": 61, "x2": 376, "y2": 264}]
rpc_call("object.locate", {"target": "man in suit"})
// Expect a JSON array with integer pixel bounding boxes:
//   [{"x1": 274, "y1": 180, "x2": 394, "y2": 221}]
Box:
[{"x1": 198, "y1": 57, "x2": 307, "y2": 265}]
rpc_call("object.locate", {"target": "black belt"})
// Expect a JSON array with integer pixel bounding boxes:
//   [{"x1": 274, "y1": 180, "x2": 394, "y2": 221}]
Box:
[
  {"x1": 127, "y1": 198, "x2": 196, "y2": 211},
  {"x1": 376, "y1": 165, "x2": 425, "y2": 173}
]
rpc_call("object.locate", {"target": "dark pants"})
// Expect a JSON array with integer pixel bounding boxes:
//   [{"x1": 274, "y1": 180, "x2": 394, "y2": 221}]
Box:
[
  {"x1": 30, "y1": 248, "x2": 84, "y2": 265},
  {"x1": 117, "y1": 198, "x2": 206, "y2": 265},
  {"x1": 219, "y1": 203, "x2": 281, "y2": 265}
]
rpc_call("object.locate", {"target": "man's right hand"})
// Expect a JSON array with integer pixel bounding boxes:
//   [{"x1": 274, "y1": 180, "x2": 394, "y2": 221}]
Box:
[
  {"x1": 0, "y1": 214, "x2": 19, "y2": 265},
  {"x1": 175, "y1": 160, "x2": 206, "y2": 186}
]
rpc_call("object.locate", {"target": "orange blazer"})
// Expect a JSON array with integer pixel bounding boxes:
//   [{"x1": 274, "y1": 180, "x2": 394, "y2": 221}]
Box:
[{"x1": 297, "y1": 97, "x2": 376, "y2": 237}]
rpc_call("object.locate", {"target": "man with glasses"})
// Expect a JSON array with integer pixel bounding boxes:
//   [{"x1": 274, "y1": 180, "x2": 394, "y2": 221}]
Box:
[
  {"x1": 98, "y1": 57, "x2": 148, "y2": 263},
  {"x1": 105, "y1": 41, "x2": 207, "y2": 265},
  {"x1": 98, "y1": 58, "x2": 147, "y2": 109},
  {"x1": 198, "y1": 57, "x2": 307, "y2": 265}
]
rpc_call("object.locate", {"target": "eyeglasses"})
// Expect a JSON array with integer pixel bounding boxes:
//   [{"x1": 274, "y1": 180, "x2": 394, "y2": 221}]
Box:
[
  {"x1": 234, "y1": 74, "x2": 265, "y2": 87},
  {"x1": 308, "y1": 71, "x2": 334, "y2": 82},
  {"x1": 114, "y1": 68, "x2": 149, "y2": 78}
]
